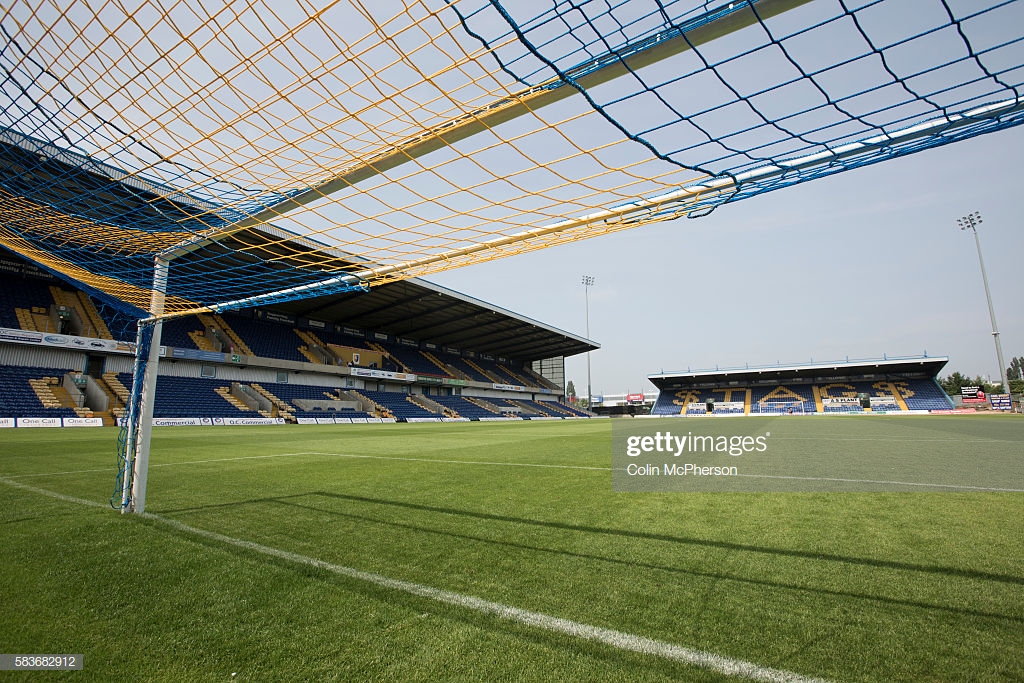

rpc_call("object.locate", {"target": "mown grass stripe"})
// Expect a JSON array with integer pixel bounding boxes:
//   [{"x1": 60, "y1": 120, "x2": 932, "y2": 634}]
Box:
[{"x1": 0, "y1": 475, "x2": 828, "y2": 683}]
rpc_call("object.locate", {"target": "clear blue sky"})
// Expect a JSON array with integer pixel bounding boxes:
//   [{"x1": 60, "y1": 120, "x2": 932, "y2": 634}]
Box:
[{"x1": 431, "y1": 122, "x2": 1023, "y2": 396}]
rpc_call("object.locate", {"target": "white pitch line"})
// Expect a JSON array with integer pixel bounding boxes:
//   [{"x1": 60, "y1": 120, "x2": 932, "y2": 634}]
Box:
[
  {"x1": 220, "y1": 453, "x2": 1024, "y2": 492},
  {"x1": 735, "y1": 473, "x2": 1024, "y2": 492},
  {"x1": 1, "y1": 451, "x2": 609, "y2": 482},
  {"x1": 769, "y1": 436, "x2": 1014, "y2": 443},
  {"x1": 9, "y1": 451, "x2": 1021, "y2": 492},
  {"x1": 0, "y1": 476, "x2": 108, "y2": 508},
  {"x1": 295, "y1": 451, "x2": 610, "y2": 471},
  {"x1": 2, "y1": 452, "x2": 324, "y2": 479},
  {"x1": 7, "y1": 467, "x2": 116, "y2": 479},
  {"x1": 0, "y1": 475, "x2": 828, "y2": 683}
]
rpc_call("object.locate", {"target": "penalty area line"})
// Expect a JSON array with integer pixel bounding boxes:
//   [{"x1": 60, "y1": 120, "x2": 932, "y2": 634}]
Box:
[
  {"x1": 4, "y1": 452, "x2": 336, "y2": 479},
  {"x1": 3, "y1": 451, "x2": 609, "y2": 481},
  {"x1": 0, "y1": 475, "x2": 108, "y2": 508},
  {"x1": 297, "y1": 452, "x2": 609, "y2": 471},
  {"x1": 736, "y1": 473, "x2": 1024, "y2": 492},
  {"x1": 0, "y1": 476, "x2": 828, "y2": 683}
]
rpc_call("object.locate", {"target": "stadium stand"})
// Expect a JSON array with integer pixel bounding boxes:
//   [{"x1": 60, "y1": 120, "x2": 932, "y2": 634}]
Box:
[
  {"x1": 432, "y1": 395, "x2": 500, "y2": 420},
  {"x1": 116, "y1": 373, "x2": 262, "y2": 419},
  {"x1": 376, "y1": 343, "x2": 454, "y2": 378},
  {"x1": 649, "y1": 359, "x2": 956, "y2": 416},
  {"x1": 308, "y1": 327, "x2": 373, "y2": 351},
  {"x1": 0, "y1": 275, "x2": 62, "y2": 332},
  {"x1": 357, "y1": 390, "x2": 439, "y2": 421},
  {"x1": 443, "y1": 354, "x2": 496, "y2": 383},
  {"x1": 751, "y1": 385, "x2": 814, "y2": 414},
  {"x1": 215, "y1": 314, "x2": 307, "y2": 364},
  {"x1": 542, "y1": 400, "x2": 590, "y2": 418},
  {"x1": 474, "y1": 358, "x2": 525, "y2": 385},
  {"x1": 248, "y1": 381, "x2": 370, "y2": 420},
  {"x1": 0, "y1": 258, "x2": 586, "y2": 425},
  {"x1": 487, "y1": 397, "x2": 589, "y2": 418},
  {"x1": 903, "y1": 380, "x2": 957, "y2": 411},
  {"x1": 157, "y1": 316, "x2": 208, "y2": 351},
  {"x1": 0, "y1": 365, "x2": 81, "y2": 418}
]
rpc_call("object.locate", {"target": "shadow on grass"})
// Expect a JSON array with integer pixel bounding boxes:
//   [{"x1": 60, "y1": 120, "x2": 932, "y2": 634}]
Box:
[
  {"x1": 131, "y1": 511, "x2": 735, "y2": 683},
  {"x1": 310, "y1": 491, "x2": 1024, "y2": 587},
  {"x1": 161, "y1": 490, "x2": 1024, "y2": 591},
  {"x1": 264, "y1": 496, "x2": 1023, "y2": 624}
]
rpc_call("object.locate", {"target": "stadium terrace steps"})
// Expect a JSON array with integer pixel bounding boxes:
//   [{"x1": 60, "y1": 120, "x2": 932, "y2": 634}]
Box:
[
  {"x1": 213, "y1": 315, "x2": 254, "y2": 356},
  {"x1": 214, "y1": 386, "x2": 255, "y2": 412},
  {"x1": 156, "y1": 316, "x2": 208, "y2": 350},
  {"x1": 511, "y1": 399, "x2": 562, "y2": 417},
  {"x1": 297, "y1": 345, "x2": 324, "y2": 364},
  {"x1": 0, "y1": 366, "x2": 80, "y2": 418},
  {"x1": 14, "y1": 307, "x2": 36, "y2": 331},
  {"x1": 311, "y1": 327, "x2": 372, "y2": 351},
  {"x1": 196, "y1": 314, "x2": 253, "y2": 356},
  {"x1": 74, "y1": 290, "x2": 113, "y2": 339},
  {"x1": 498, "y1": 364, "x2": 532, "y2": 386},
  {"x1": 188, "y1": 328, "x2": 218, "y2": 352},
  {"x1": 49, "y1": 383, "x2": 92, "y2": 416},
  {"x1": 294, "y1": 329, "x2": 332, "y2": 364},
  {"x1": 102, "y1": 373, "x2": 131, "y2": 405},
  {"x1": 347, "y1": 390, "x2": 392, "y2": 418},
  {"x1": 92, "y1": 409, "x2": 116, "y2": 426},
  {"x1": 431, "y1": 395, "x2": 497, "y2": 419},
  {"x1": 250, "y1": 383, "x2": 296, "y2": 421},
  {"x1": 368, "y1": 342, "x2": 408, "y2": 373},
  {"x1": 93, "y1": 376, "x2": 123, "y2": 423},
  {"x1": 462, "y1": 358, "x2": 502, "y2": 383},
  {"x1": 392, "y1": 347, "x2": 453, "y2": 377},
  {"x1": 358, "y1": 390, "x2": 437, "y2": 420},
  {"x1": 407, "y1": 394, "x2": 448, "y2": 416},
  {"x1": 420, "y1": 350, "x2": 462, "y2": 378},
  {"x1": 540, "y1": 400, "x2": 591, "y2": 417},
  {"x1": 463, "y1": 396, "x2": 503, "y2": 415},
  {"x1": 485, "y1": 398, "x2": 529, "y2": 416},
  {"x1": 117, "y1": 373, "x2": 263, "y2": 418},
  {"x1": 48, "y1": 286, "x2": 112, "y2": 339},
  {"x1": 29, "y1": 376, "x2": 63, "y2": 409},
  {"x1": 522, "y1": 366, "x2": 560, "y2": 391}
]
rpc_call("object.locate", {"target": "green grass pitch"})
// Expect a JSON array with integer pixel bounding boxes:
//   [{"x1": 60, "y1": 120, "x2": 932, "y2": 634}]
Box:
[{"x1": 1, "y1": 416, "x2": 1022, "y2": 681}]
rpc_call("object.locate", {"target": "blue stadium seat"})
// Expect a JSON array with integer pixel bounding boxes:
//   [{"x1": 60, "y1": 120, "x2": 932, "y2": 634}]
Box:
[
  {"x1": 431, "y1": 395, "x2": 498, "y2": 419},
  {"x1": 0, "y1": 364, "x2": 80, "y2": 418},
  {"x1": 358, "y1": 390, "x2": 438, "y2": 421},
  {"x1": 117, "y1": 373, "x2": 262, "y2": 418}
]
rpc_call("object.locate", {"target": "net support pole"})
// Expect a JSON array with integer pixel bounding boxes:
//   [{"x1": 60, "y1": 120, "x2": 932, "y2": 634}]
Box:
[{"x1": 127, "y1": 256, "x2": 168, "y2": 514}]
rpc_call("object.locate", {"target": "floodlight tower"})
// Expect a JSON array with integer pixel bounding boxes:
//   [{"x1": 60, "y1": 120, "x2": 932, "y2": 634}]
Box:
[
  {"x1": 957, "y1": 211, "x2": 1007, "y2": 393},
  {"x1": 582, "y1": 275, "x2": 595, "y2": 412}
]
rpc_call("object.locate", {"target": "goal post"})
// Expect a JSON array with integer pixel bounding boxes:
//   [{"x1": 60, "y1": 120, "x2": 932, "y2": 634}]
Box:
[
  {"x1": 754, "y1": 400, "x2": 807, "y2": 415},
  {"x1": 112, "y1": 257, "x2": 167, "y2": 514}
]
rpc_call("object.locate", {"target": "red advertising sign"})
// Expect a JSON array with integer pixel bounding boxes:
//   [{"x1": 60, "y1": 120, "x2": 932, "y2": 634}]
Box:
[{"x1": 626, "y1": 393, "x2": 645, "y2": 404}]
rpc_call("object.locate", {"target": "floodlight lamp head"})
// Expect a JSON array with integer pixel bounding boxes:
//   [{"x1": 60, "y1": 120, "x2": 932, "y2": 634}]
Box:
[{"x1": 957, "y1": 211, "x2": 982, "y2": 232}]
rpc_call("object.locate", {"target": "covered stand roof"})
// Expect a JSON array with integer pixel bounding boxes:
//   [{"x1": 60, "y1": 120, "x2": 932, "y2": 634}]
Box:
[
  {"x1": 0, "y1": 242, "x2": 597, "y2": 363},
  {"x1": 269, "y1": 277, "x2": 597, "y2": 362},
  {"x1": 648, "y1": 356, "x2": 949, "y2": 390}
]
